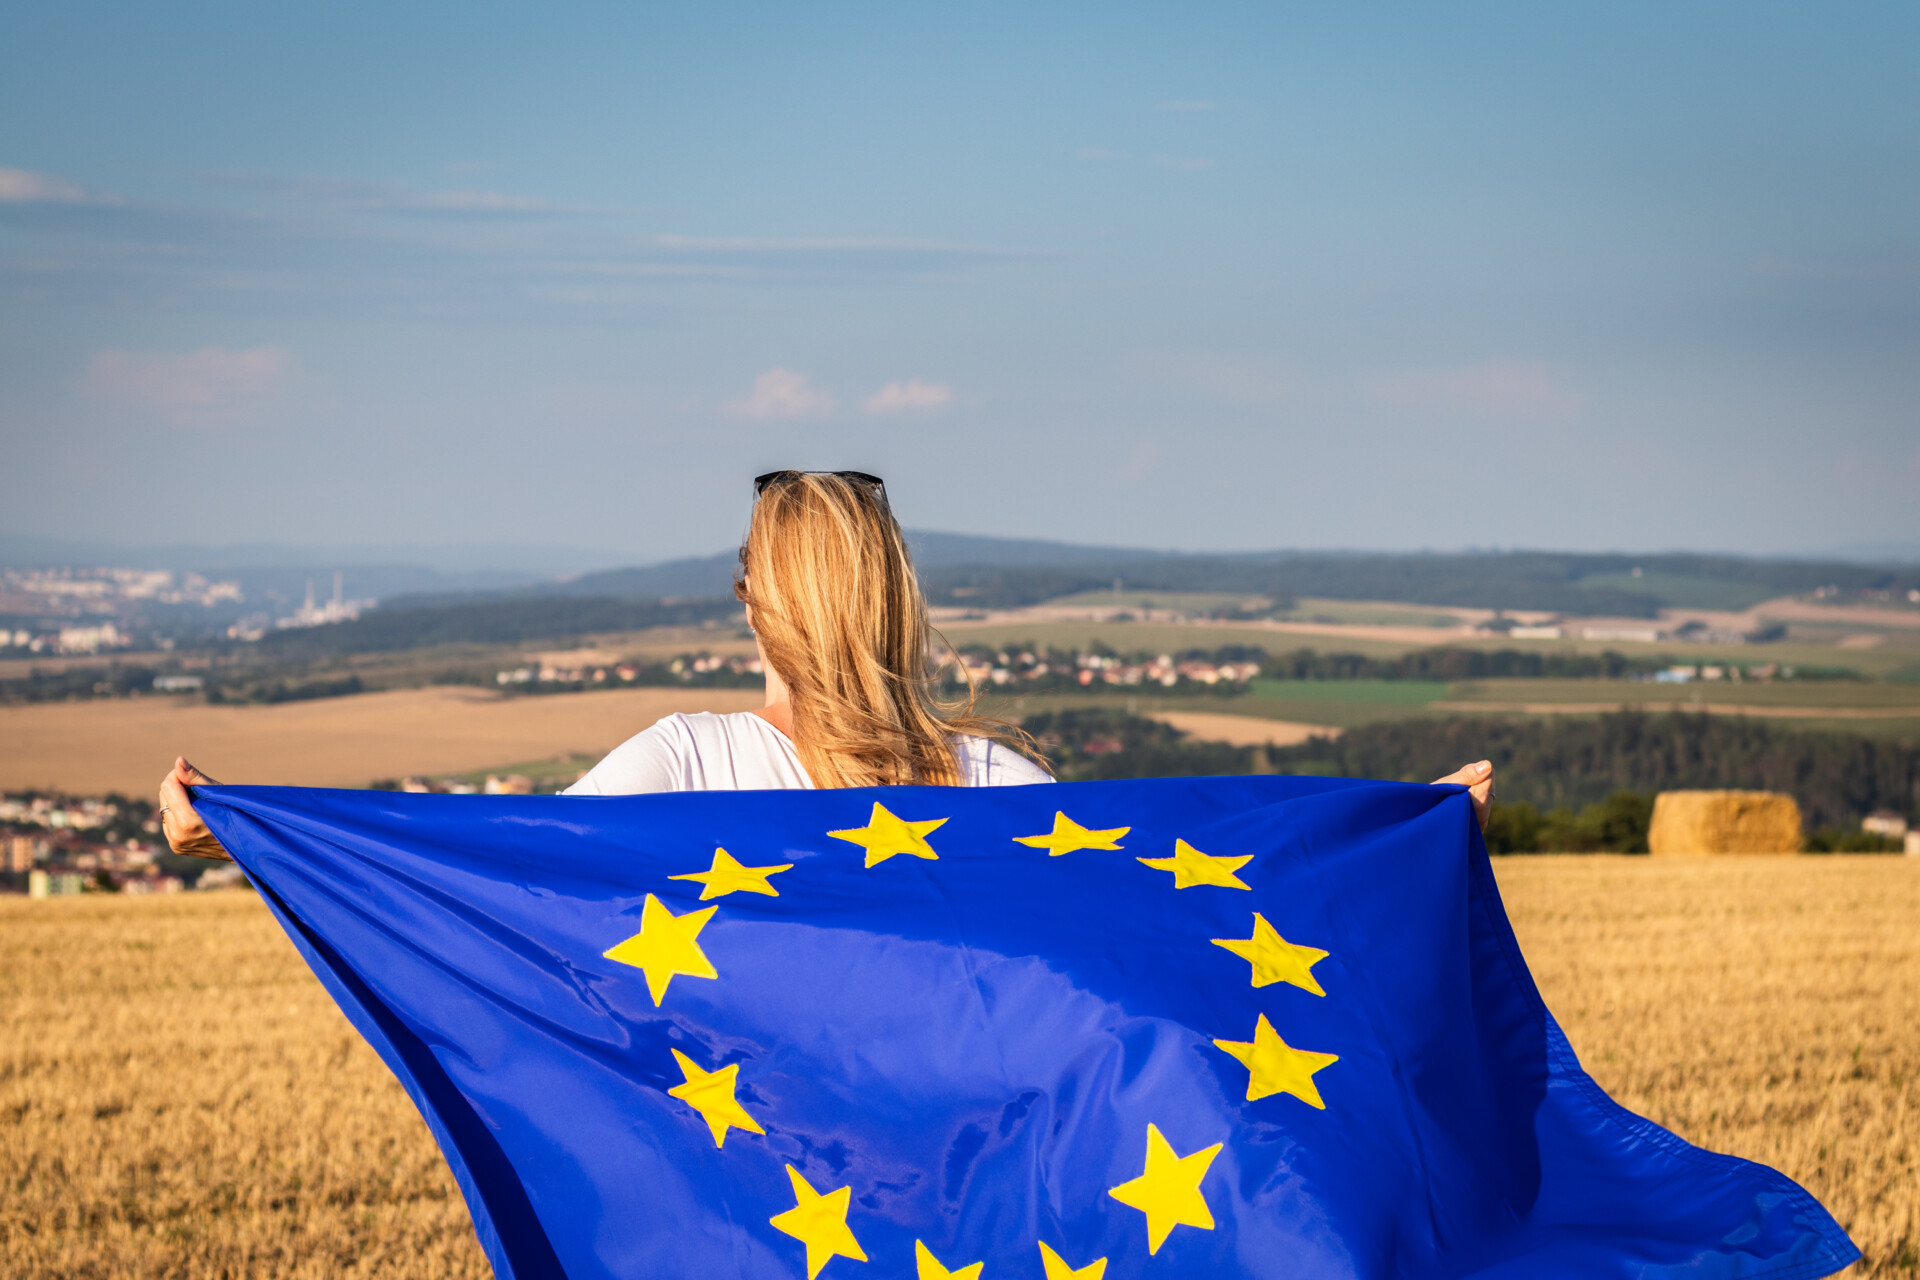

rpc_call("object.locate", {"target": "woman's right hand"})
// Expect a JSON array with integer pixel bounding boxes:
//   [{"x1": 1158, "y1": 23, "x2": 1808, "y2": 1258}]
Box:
[{"x1": 157, "y1": 756, "x2": 232, "y2": 860}]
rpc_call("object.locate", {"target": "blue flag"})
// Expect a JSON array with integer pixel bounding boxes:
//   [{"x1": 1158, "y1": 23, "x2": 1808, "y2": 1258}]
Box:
[{"x1": 195, "y1": 775, "x2": 1856, "y2": 1280}]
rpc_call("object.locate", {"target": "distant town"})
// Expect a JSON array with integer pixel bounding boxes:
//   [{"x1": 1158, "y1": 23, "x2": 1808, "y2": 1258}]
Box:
[
  {"x1": 0, "y1": 791, "x2": 244, "y2": 897},
  {"x1": 0, "y1": 565, "x2": 370, "y2": 653}
]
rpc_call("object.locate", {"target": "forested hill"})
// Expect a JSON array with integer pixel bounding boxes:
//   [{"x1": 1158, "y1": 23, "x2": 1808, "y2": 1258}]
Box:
[
  {"x1": 251, "y1": 596, "x2": 741, "y2": 659},
  {"x1": 1025, "y1": 708, "x2": 1917, "y2": 834},
  {"x1": 1267, "y1": 711, "x2": 1917, "y2": 831},
  {"x1": 510, "y1": 543, "x2": 1920, "y2": 616}
]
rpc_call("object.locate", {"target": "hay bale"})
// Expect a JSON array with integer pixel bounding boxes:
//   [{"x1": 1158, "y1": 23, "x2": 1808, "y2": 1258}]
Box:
[{"x1": 1648, "y1": 791, "x2": 1802, "y2": 856}]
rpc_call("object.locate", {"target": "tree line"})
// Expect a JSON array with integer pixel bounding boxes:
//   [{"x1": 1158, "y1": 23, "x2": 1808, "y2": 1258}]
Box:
[{"x1": 1018, "y1": 708, "x2": 1918, "y2": 841}]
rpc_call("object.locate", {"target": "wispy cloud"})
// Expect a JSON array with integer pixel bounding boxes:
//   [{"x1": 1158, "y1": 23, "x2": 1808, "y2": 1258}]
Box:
[
  {"x1": 0, "y1": 166, "x2": 1045, "y2": 325},
  {"x1": 655, "y1": 234, "x2": 1032, "y2": 260},
  {"x1": 731, "y1": 368, "x2": 837, "y2": 420},
  {"x1": 212, "y1": 172, "x2": 574, "y2": 216},
  {"x1": 1363, "y1": 359, "x2": 1581, "y2": 419},
  {"x1": 864, "y1": 379, "x2": 953, "y2": 415},
  {"x1": 1155, "y1": 100, "x2": 1217, "y2": 112},
  {"x1": 0, "y1": 166, "x2": 103, "y2": 204},
  {"x1": 85, "y1": 345, "x2": 299, "y2": 426}
]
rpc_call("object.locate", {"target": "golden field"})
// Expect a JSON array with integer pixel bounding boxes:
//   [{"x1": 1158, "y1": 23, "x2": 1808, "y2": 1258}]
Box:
[
  {"x1": 1, "y1": 857, "x2": 1914, "y2": 1278},
  {"x1": 0, "y1": 686, "x2": 761, "y2": 796}
]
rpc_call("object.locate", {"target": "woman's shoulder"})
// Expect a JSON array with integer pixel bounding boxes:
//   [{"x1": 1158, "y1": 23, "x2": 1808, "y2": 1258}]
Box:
[
  {"x1": 565, "y1": 711, "x2": 791, "y2": 795},
  {"x1": 952, "y1": 735, "x2": 1055, "y2": 787}
]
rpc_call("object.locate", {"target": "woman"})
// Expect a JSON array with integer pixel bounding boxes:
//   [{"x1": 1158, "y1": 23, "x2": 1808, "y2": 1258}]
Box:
[{"x1": 159, "y1": 470, "x2": 1493, "y2": 856}]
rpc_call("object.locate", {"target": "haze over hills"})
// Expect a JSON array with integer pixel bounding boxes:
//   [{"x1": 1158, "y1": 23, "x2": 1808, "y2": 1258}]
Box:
[
  {"x1": 420, "y1": 536, "x2": 1920, "y2": 618},
  {"x1": 7, "y1": 529, "x2": 1920, "y2": 658}
]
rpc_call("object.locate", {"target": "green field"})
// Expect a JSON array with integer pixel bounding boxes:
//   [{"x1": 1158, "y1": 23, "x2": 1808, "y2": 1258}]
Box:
[
  {"x1": 1248, "y1": 678, "x2": 1450, "y2": 704},
  {"x1": 1275, "y1": 598, "x2": 1467, "y2": 627},
  {"x1": 1034, "y1": 592, "x2": 1467, "y2": 628},
  {"x1": 978, "y1": 689, "x2": 1436, "y2": 730},
  {"x1": 941, "y1": 615, "x2": 1920, "y2": 678},
  {"x1": 1034, "y1": 589, "x2": 1278, "y2": 613},
  {"x1": 1444, "y1": 678, "x2": 1920, "y2": 710},
  {"x1": 980, "y1": 672, "x2": 1920, "y2": 737},
  {"x1": 940, "y1": 620, "x2": 1425, "y2": 659}
]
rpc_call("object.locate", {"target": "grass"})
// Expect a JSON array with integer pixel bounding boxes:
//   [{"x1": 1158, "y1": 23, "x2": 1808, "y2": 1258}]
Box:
[{"x1": 3, "y1": 860, "x2": 1910, "y2": 1277}]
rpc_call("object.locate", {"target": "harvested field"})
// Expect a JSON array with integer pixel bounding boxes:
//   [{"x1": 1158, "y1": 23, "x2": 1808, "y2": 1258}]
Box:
[
  {"x1": 1, "y1": 857, "x2": 1911, "y2": 1277},
  {"x1": 1498, "y1": 856, "x2": 1917, "y2": 1276},
  {"x1": 0, "y1": 685, "x2": 761, "y2": 795},
  {"x1": 1148, "y1": 711, "x2": 1340, "y2": 748}
]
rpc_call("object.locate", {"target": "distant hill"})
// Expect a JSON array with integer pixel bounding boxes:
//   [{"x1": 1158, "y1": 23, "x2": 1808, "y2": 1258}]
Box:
[
  {"x1": 533, "y1": 531, "x2": 1177, "y2": 600},
  {"x1": 393, "y1": 538, "x2": 1920, "y2": 620},
  {"x1": 252, "y1": 595, "x2": 742, "y2": 659}
]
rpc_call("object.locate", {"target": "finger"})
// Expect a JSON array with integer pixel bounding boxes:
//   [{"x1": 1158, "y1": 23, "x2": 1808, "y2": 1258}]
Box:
[
  {"x1": 1431, "y1": 760, "x2": 1493, "y2": 787},
  {"x1": 1467, "y1": 774, "x2": 1494, "y2": 831},
  {"x1": 177, "y1": 756, "x2": 217, "y2": 786},
  {"x1": 160, "y1": 773, "x2": 192, "y2": 810},
  {"x1": 158, "y1": 776, "x2": 209, "y2": 847}
]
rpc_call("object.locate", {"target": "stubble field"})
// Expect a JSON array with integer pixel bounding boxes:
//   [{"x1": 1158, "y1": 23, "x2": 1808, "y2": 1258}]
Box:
[
  {"x1": 1, "y1": 857, "x2": 1913, "y2": 1278},
  {"x1": 0, "y1": 685, "x2": 762, "y2": 796}
]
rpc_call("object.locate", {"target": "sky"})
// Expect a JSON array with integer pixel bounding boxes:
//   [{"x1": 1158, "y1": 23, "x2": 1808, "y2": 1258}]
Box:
[{"x1": 2, "y1": 1, "x2": 1916, "y2": 566}]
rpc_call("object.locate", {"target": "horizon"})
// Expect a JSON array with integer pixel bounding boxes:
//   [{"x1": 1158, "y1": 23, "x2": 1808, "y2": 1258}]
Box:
[{"x1": 4, "y1": 526, "x2": 1918, "y2": 578}]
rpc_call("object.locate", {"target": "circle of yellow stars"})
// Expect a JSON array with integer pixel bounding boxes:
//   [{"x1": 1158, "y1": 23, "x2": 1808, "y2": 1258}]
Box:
[{"x1": 596, "y1": 804, "x2": 1342, "y2": 1276}]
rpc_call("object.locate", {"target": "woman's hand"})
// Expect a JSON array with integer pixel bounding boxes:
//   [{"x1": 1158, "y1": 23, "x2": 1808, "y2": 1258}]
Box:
[
  {"x1": 1432, "y1": 759, "x2": 1495, "y2": 832},
  {"x1": 157, "y1": 756, "x2": 231, "y2": 860}
]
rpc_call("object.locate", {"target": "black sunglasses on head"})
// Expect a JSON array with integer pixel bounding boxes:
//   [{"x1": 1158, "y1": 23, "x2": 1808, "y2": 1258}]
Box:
[{"x1": 753, "y1": 470, "x2": 886, "y2": 495}]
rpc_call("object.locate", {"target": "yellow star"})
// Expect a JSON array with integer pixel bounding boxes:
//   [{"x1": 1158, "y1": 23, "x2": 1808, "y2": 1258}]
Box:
[
  {"x1": 1213, "y1": 1013, "x2": 1340, "y2": 1108},
  {"x1": 667, "y1": 1048, "x2": 764, "y2": 1148},
  {"x1": 1211, "y1": 913, "x2": 1330, "y2": 995},
  {"x1": 1106, "y1": 1123, "x2": 1224, "y2": 1255},
  {"x1": 769, "y1": 1163, "x2": 867, "y2": 1279},
  {"x1": 914, "y1": 1240, "x2": 983, "y2": 1280},
  {"x1": 1037, "y1": 1241, "x2": 1107, "y2": 1280},
  {"x1": 828, "y1": 802, "x2": 948, "y2": 868},
  {"x1": 1137, "y1": 839, "x2": 1252, "y2": 890},
  {"x1": 669, "y1": 847, "x2": 793, "y2": 900},
  {"x1": 602, "y1": 893, "x2": 718, "y2": 1006},
  {"x1": 1014, "y1": 811, "x2": 1131, "y2": 856}
]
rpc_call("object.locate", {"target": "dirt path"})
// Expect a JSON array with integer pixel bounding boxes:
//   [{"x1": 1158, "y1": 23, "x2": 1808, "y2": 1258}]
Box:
[{"x1": 2, "y1": 686, "x2": 762, "y2": 794}]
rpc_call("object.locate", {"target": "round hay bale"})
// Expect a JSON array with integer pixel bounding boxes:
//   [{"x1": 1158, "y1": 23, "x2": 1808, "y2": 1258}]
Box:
[{"x1": 1647, "y1": 790, "x2": 1803, "y2": 856}]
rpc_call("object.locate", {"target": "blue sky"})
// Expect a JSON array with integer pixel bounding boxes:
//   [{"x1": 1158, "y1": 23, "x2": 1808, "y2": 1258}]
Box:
[{"x1": 2, "y1": 2, "x2": 1915, "y2": 563}]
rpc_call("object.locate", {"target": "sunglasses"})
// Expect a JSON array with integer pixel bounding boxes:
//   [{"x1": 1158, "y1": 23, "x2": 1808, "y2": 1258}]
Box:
[{"x1": 753, "y1": 470, "x2": 886, "y2": 496}]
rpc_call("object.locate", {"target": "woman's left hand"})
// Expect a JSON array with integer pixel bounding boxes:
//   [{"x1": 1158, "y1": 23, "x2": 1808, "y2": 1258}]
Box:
[
  {"x1": 158, "y1": 756, "x2": 232, "y2": 860},
  {"x1": 1432, "y1": 759, "x2": 1495, "y2": 831}
]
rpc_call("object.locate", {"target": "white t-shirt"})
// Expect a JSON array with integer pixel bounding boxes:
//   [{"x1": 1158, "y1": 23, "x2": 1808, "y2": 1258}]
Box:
[{"x1": 563, "y1": 711, "x2": 1055, "y2": 795}]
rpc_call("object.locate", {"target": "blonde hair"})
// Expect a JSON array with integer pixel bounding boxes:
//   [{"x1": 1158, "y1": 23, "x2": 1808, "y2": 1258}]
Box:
[{"x1": 734, "y1": 474, "x2": 1045, "y2": 788}]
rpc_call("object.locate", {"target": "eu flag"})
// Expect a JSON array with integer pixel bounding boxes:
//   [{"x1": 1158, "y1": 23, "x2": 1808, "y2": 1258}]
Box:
[{"x1": 194, "y1": 774, "x2": 1857, "y2": 1280}]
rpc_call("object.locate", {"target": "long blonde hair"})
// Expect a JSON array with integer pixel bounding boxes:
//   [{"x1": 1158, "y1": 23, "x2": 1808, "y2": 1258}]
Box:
[{"x1": 734, "y1": 473, "x2": 1044, "y2": 788}]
